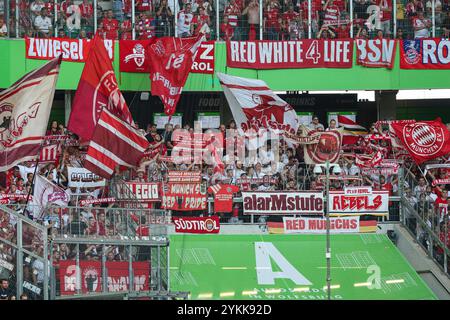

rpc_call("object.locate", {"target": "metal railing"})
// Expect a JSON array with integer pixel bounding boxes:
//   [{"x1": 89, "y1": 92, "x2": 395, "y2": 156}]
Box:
[{"x1": 2, "y1": 0, "x2": 446, "y2": 40}]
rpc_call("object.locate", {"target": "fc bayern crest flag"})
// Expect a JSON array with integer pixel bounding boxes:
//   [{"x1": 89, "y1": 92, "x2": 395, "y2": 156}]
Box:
[
  {"x1": 68, "y1": 36, "x2": 134, "y2": 141},
  {"x1": 147, "y1": 34, "x2": 204, "y2": 116},
  {"x1": 391, "y1": 118, "x2": 450, "y2": 164},
  {"x1": 0, "y1": 57, "x2": 61, "y2": 172},
  {"x1": 119, "y1": 40, "x2": 152, "y2": 73}
]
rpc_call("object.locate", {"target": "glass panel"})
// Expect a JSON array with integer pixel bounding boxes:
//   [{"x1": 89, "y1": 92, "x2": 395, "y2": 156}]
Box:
[
  {"x1": 0, "y1": 209, "x2": 17, "y2": 245},
  {"x1": 176, "y1": 0, "x2": 214, "y2": 39},
  {"x1": 23, "y1": 253, "x2": 45, "y2": 300},
  {"x1": 0, "y1": 243, "x2": 17, "y2": 299},
  {"x1": 22, "y1": 221, "x2": 45, "y2": 258},
  {"x1": 220, "y1": 0, "x2": 259, "y2": 41},
  {"x1": 96, "y1": 0, "x2": 119, "y2": 39},
  {"x1": 352, "y1": 0, "x2": 394, "y2": 39}
]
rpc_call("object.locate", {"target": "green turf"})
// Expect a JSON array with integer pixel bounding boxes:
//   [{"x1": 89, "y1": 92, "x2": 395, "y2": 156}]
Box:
[{"x1": 169, "y1": 234, "x2": 436, "y2": 300}]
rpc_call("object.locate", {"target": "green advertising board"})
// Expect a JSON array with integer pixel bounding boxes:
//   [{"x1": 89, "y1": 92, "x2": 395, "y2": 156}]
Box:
[
  {"x1": 170, "y1": 234, "x2": 436, "y2": 300},
  {"x1": 2, "y1": 39, "x2": 450, "y2": 92}
]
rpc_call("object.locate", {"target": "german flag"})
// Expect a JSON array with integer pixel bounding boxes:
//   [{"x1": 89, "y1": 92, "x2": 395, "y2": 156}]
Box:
[{"x1": 338, "y1": 115, "x2": 368, "y2": 145}]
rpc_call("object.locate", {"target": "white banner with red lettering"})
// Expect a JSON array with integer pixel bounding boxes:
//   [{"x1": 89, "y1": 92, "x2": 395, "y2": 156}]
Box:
[
  {"x1": 356, "y1": 39, "x2": 396, "y2": 69},
  {"x1": 328, "y1": 190, "x2": 389, "y2": 216},
  {"x1": 283, "y1": 216, "x2": 360, "y2": 234},
  {"x1": 25, "y1": 37, "x2": 114, "y2": 62},
  {"x1": 227, "y1": 40, "x2": 353, "y2": 69},
  {"x1": 172, "y1": 216, "x2": 220, "y2": 234}
]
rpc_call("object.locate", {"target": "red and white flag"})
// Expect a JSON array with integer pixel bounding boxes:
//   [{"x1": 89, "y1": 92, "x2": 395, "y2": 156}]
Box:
[
  {"x1": 391, "y1": 118, "x2": 450, "y2": 164},
  {"x1": 217, "y1": 73, "x2": 299, "y2": 149},
  {"x1": 0, "y1": 57, "x2": 61, "y2": 172},
  {"x1": 337, "y1": 115, "x2": 367, "y2": 145},
  {"x1": 68, "y1": 36, "x2": 134, "y2": 141},
  {"x1": 31, "y1": 174, "x2": 70, "y2": 219},
  {"x1": 39, "y1": 144, "x2": 58, "y2": 163},
  {"x1": 355, "y1": 150, "x2": 383, "y2": 168},
  {"x1": 84, "y1": 108, "x2": 149, "y2": 179},
  {"x1": 147, "y1": 35, "x2": 204, "y2": 116}
]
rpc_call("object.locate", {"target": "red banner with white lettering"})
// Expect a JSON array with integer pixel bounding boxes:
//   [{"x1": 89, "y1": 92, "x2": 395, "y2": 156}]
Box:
[
  {"x1": 226, "y1": 40, "x2": 353, "y2": 69},
  {"x1": 161, "y1": 182, "x2": 207, "y2": 211},
  {"x1": 147, "y1": 35, "x2": 204, "y2": 116},
  {"x1": 191, "y1": 41, "x2": 215, "y2": 74},
  {"x1": 59, "y1": 260, "x2": 102, "y2": 296},
  {"x1": 106, "y1": 261, "x2": 150, "y2": 292},
  {"x1": 59, "y1": 260, "x2": 150, "y2": 295},
  {"x1": 328, "y1": 190, "x2": 389, "y2": 216},
  {"x1": 400, "y1": 38, "x2": 450, "y2": 69},
  {"x1": 25, "y1": 37, "x2": 114, "y2": 62},
  {"x1": 356, "y1": 39, "x2": 396, "y2": 69},
  {"x1": 172, "y1": 216, "x2": 220, "y2": 234},
  {"x1": 120, "y1": 40, "x2": 214, "y2": 74}
]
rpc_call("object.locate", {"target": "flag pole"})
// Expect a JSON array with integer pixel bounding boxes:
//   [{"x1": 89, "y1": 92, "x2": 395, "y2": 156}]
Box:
[{"x1": 24, "y1": 141, "x2": 44, "y2": 210}]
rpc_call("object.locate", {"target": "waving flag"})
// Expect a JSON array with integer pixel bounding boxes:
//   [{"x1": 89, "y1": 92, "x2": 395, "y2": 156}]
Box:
[
  {"x1": 84, "y1": 108, "x2": 149, "y2": 179},
  {"x1": 217, "y1": 73, "x2": 299, "y2": 149},
  {"x1": 68, "y1": 36, "x2": 134, "y2": 141},
  {"x1": 31, "y1": 174, "x2": 70, "y2": 219},
  {"x1": 391, "y1": 118, "x2": 450, "y2": 164},
  {"x1": 337, "y1": 115, "x2": 367, "y2": 145},
  {"x1": 0, "y1": 57, "x2": 61, "y2": 172},
  {"x1": 147, "y1": 35, "x2": 204, "y2": 116}
]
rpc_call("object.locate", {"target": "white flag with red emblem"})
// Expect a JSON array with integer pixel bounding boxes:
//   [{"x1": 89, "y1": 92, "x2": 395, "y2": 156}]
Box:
[
  {"x1": 0, "y1": 57, "x2": 61, "y2": 172},
  {"x1": 217, "y1": 73, "x2": 299, "y2": 149}
]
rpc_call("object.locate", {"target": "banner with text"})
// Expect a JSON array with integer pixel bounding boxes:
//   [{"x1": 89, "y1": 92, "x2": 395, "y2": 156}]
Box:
[
  {"x1": 25, "y1": 37, "x2": 114, "y2": 62},
  {"x1": 283, "y1": 216, "x2": 360, "y2": 234},
  {"x1": 116, "y1": 182, "x2": 160, "y2": 202},
  {"x1": 356, "y1": 39, "x2": 396, "y2": 69},
  {"x1": 172, "y1": 216, "x2": 220, "y2": 234},
  {"x1": 328, "y1": 190, "x2": 389, "y2": 216},
  {"x1": 67, "y1": 167, "x2": 106, "y2": 188},
  {"x1": 400, "y1": 38, "x2": 450, "y2": 69},
  {"x1": 161, "y1": 182, "x2": 207, "y2": 211},
  {"x1": 59, "y1": 260, "x2": 150, "y2": 295},
  {"x1": 227, "y1": 40, "x2": 353, "y2": 69},
  {"x1": 242, "y1": 191, "x2": 324, "y2": 215}
]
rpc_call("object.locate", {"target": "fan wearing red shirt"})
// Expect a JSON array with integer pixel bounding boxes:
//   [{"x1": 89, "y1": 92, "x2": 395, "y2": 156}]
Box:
[
  {"x1": 220, "y1": 16, "x2": 235, "y2": 40},
  {"x1": 224, "y1": 0, "x2": 242, "y2": 39},
  {"x1": 137, "y1": 0, "x2": 153, "y2": 13},
  {"x1": 378, "y1": 0, "x2": 392, "y2": 35},
  {"x1": 336, "y1": 21, "x2": 350, "y2": 38},
  {"x1": 122, "y1": 0, "x2": 133, "y2": 18},
  {"x1": 102, "y1": 10, "x2": 119, "y2": 40},
  {"x1": 264, "y1": 3, "x2": 280, "y2": 39},
  {"x1": 435, "y1": 190, "x2": 449, "y2": 222},
  {"x1": 208, "y1": 183, "x2": 240, "y2": 213},
  {"x1": 79, "y1": 0, "x2": 93, "y2": 25},
  {"x1": 374, "y1": 175, "x2": 393, "y2": 196},
  {"x1": 322, "y1": 0, "x2": 340, "y2": 30},
  {"x1": 193, "y1": 7, "x2": 211, "y2": 36},
  {"x1": 298, "y1": 0, "x2": 319, "y2": 33},
  {"x1": 120, "y1": 18, "x2": 132, "y2": 39}
]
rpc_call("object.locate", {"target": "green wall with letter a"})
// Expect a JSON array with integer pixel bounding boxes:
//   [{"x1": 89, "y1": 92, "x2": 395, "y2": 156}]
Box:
[{"x1": 1, "y1": 39, "x2": 450, "y2": 92}]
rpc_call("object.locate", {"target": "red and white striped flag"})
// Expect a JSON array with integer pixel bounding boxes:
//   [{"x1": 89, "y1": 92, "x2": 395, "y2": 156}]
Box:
[
  {"x1": 39, "y1": 144, "x2": 58, "y2": 163},
  {"x1": 84, "y1": 108, "x2": 149, "y2": 179},
  {"x1": 337, "y1": 115, "x2": 367, "y2": 145}
]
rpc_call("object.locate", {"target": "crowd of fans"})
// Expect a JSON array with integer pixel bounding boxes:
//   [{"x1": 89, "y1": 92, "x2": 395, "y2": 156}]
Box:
[
  {"x1": 0, "y1": 114, "x2": 450, "y2": 299},
  {"x1": 1, "y1": 0, "x2": 450, "y2": 40}
]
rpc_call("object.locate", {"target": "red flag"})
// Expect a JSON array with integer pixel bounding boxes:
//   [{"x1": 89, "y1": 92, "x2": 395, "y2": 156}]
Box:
[
  {"x1": 0, "y1": 57, "x2": 61, "y2": 171},
  {"x1": 119, "y1": 40, "x2": 152, "y2": 73},
  {"x1": 68, "y1": 36, "x2": 134, "y2": 141},
  {"x1": 391, "y1": 118, "x2": 450, "y2": 164},
  {"x1": 147, "y1": 35, "x2": 204, "y2": 116},
  {"x1": 84, "y1": 108, "x2": 149, "y2": 179}
]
